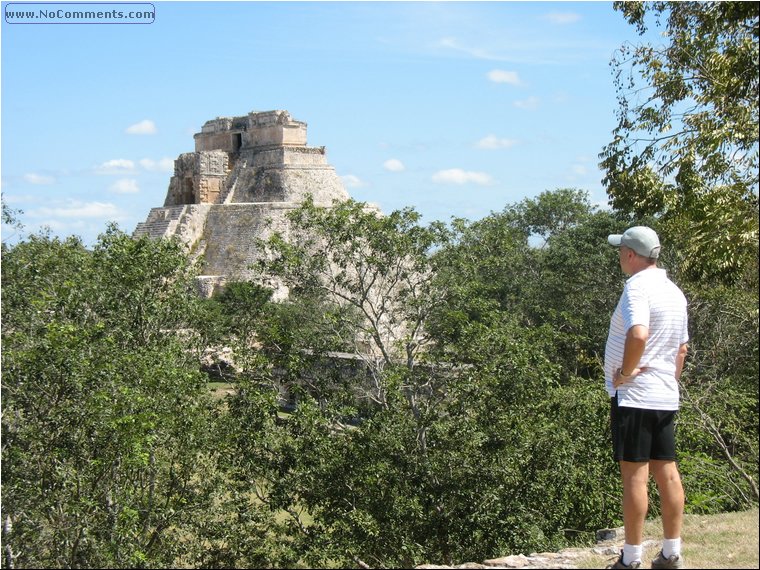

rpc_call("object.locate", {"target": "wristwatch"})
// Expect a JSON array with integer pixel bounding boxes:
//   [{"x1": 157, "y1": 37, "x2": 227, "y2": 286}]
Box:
[{"x1": 618, "y1": 368, "x2": 633, "y2": 378}]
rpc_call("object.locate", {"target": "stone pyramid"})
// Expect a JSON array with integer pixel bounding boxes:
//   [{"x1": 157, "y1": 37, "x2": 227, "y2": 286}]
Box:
[{"x1": 133, "y1": 110, "x2": 350, "y2": 296}]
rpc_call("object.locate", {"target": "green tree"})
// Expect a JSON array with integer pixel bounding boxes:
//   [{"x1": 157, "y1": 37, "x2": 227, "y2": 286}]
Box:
[
  {"x1": 1, "y1": 229, "x2": 217, "y2": 568},
  {"x1": 516, "y1": 187, "x2": 597, "y2": 246},
  {"x1": 430, "y1": 189, "x2": 622, "y2": 379},
  {"x1": 675, "y1": 282, "x2": 759, "y2": 510},
  {"x1": 600, "y1": 1, "x2": 759, "y2": 283},
  {"x1": 1, "y1": 197, "x2": 24, "y2": 244},
  {"x1": 259, "y1": 197, "x2": 450, "y2": 410},
  {"x1": 240, "y1": 194, "x2": 624, "y2": 567}
]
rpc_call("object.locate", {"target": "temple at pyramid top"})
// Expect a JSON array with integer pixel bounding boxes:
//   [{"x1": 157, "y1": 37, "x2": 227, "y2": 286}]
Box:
[
  {"x1": 195, "y1": 110, "x2": 307, "y2": 154},
  {"x1": 156, "y1": 109, "x2": 348, "y2": 207}
]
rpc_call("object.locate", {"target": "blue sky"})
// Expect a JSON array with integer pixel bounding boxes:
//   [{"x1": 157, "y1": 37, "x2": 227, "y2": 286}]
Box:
[{"x1": 2, "y1": 1, "x2": 661, "y2": 245}]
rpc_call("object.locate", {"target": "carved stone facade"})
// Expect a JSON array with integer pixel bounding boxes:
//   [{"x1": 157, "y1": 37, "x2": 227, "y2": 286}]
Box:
[
  {"x1": 133, "y1": 110, "x2": 350, "y2": 295},
  {"x1": 164, "y1": 150, "x2": 229, "y2": 206}
]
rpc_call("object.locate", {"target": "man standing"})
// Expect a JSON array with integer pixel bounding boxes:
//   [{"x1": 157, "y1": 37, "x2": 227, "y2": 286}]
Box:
[{"x1": 604, "y1": 226, "x2": 689, "y2": 570}]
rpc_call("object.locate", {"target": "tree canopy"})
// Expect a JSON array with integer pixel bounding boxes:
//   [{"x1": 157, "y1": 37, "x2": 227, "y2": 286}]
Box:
[
  {"x1": 2, "y1": 189, "x2": 757, "y2": 568},
  {"x1": 600, "y1": 1, "x2": 759, "y2": 283},
  {"x1": 1, "y1": 229, "x2": 218, "y2": 568}
]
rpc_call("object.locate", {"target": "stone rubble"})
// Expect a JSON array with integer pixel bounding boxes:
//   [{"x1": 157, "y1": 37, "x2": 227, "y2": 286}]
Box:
[{"x1": 415, "y1": 528, "x2": 660, "y2": 569}]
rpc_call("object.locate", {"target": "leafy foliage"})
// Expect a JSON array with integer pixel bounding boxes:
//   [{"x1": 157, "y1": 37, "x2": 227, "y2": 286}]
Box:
[
  {"x1": 1, "y1": 197, "x2": 24, "y2": 243},
  {"x1": 600, "y1": 1, "x2": 759, "y2": 283},
  {"x1": 2, "y1": 187, "x2": 757, "y2": 568},
  {"x1": 430, "y1": 190, "x2": 622, "y2": 380},
  {"x1": 676, "y1": 283, "x2": 760, "y2": 509},
  {"x1": 1, "y1": 228, "x2": 216, "y2": 568},
  {"x1": 236, "y1": 191, "x2": 633, "y2": 566}
]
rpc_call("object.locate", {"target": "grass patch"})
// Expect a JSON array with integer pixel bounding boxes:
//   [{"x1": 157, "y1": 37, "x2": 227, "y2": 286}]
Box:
[
  {"x1": 207, "y1": 382, "x2": 235, "y2": 399},
  {"x1": 576, "y1": 507, "x2": 759, "y2": 569}
]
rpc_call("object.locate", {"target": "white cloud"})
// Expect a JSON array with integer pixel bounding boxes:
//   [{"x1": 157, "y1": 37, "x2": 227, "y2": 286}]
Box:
[
  {"x1": 0, "y1": 193, "x2": 39, "y2": 205},
  {"x1": 31, "y1": 219, "x2": 88, "y2": 232},
  {"x1": 29, "y1": 200, "x2": 120, "y2": 219},
  {"x1": 383, "y1": 159, "x2": 406, "y2": 172},
  {"x1": 341, "y1": 174, "x2": 366, "y2": 189},
  {"x1": 514, "y1": 96, "x2": 540, "y2": 110},
  {"x1": 110, "y1": 178, "x2": 140, "y2": 194},
  {"x1": 23, "y1": 173, "x2": 56, "y2": 185},
  {"x1": 595, "y1": 199, "x2": 613, "y2": 212},
  {"x1": 438, "y1": 37, "x2": 504, "y2": 61},
  {"x1": 571, "y1": 164, "x2": 588, "y2": 176},
  {"x1": 487, "y1": 69, "x2": 523, "y2": 86},
  {"x1": 566, "y1": 156, "x2": 594, "y2": 181},
  {"x1": 126, "y1": 119, "x2": 157, "y2": 135},
  {"x1": 432, "y1": 169, "x2": 493, "y2": 186},
  {"x1": 477, "y1": 135, "x2": 518, "y2": 150},
  {"x1": 95, "y1": 159, "x2": 136, "y2": 174},
  {"x1": 94, "y1": 157, "x2": 174, "y2": 175},
  {"x1": 543, "y1": 12, "x2": 582, "y2": 25},
  {"x1": 139, "y1": 157, "x2": 175, "y2": 172}
]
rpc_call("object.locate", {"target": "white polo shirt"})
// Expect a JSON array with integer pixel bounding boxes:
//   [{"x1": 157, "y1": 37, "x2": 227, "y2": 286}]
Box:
[{"x1": 604, "y1": 267, "x2": 689, "y2": 410}]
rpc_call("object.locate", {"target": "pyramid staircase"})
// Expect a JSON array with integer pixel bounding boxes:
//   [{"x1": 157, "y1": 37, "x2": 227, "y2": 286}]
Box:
[{"x1": 132, "y1": 206, "x2": 187, "y2": 239}]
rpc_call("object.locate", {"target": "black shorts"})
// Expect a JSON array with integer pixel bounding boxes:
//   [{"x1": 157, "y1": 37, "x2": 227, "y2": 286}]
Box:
[{"x1": 610, "y1": 397, "x2": 677, "y2": 462}]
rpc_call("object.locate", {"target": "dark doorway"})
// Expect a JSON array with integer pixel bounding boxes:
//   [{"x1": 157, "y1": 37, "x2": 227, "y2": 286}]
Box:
[{"x1": 181, "y1": 177, "x2": 195, "y2": 204}]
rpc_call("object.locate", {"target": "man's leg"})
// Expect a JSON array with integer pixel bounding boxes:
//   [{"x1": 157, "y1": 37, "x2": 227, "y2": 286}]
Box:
[
  {"x1": 651, "y1": 459, "x2": 684, "y2": 539},
  {"x1": 620, "y1": 460, "x2": 650, "y2": 545}
]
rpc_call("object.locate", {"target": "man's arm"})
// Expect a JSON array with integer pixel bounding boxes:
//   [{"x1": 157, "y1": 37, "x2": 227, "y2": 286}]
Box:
[
  {"x1": 675, "y1": 342, "x2": 688, "y2": 380},
  {"x1": 613, "y1": 324, "x2": 648, "y2": 389}
]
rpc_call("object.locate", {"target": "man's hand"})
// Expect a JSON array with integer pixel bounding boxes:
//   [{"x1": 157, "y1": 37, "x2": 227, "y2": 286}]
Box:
[{"x1": 613, "y1": 366, "x2": 645, "y2": 389}]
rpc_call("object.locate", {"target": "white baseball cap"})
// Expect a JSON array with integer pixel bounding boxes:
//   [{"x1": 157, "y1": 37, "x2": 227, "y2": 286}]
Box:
[{"x1": 608, "y1": 226, "x2": 661, "y2": 259}]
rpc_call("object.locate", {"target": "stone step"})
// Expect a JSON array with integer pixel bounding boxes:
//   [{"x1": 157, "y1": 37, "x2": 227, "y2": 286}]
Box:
[
  {"x1": 133, "y1": 219, "x2": 173, "y2": 239},
  {"x1": 133, "y1": 206, "x2": 189, "y2": 239},
  {"x1": 218, "y1": 158, "x2": 248, "y2": 204}
]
